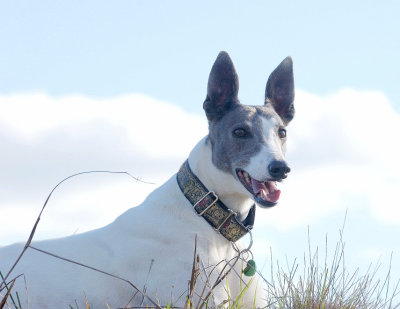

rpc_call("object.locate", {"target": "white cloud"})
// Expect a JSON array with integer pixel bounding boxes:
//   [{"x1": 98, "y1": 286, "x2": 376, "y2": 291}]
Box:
[
  {"x1": 0, "y1": 89, "x2": 399, "y2": 247},
  {"x1": 0, "y1": 92, "x2": 207, "y2": 244},
  {"x1": 258, "y1": 89, "x2": 400, "y2": 229},
  {"x1": 0, "y1": 92, "x2": 207, "y2": 157}
]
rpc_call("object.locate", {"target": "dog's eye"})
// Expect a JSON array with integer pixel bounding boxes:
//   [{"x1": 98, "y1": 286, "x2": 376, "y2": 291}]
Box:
[
  {"x1": 278, "y1": 128, "x2": 286, "y2": 138},
  {"x1": 233, "y1": 128, "x2": 248, "y2": 138}
]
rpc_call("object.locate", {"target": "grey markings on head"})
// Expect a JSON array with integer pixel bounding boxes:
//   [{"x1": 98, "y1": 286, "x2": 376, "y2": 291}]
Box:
[{"x1": 203, "y1": 51, "x2": 295, "y2": 175}]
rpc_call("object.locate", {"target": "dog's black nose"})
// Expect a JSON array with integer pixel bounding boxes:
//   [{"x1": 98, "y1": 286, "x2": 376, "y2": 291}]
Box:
[{"x1": 268, "y1": 160, "x2": 291, "y2": 179}]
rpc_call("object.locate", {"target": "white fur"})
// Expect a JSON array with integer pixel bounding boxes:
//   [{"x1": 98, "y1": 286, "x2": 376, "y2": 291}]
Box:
[
  {"x1": 0, "y1": 138, "x2": 267, "y2": 309},
  {"x1": 189, "y1": 138, "x2": 255, "y2": 220}
]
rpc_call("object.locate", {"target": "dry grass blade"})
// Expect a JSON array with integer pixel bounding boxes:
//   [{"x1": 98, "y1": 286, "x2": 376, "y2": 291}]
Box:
[
  {"x1": 0, "y1": 170, "x2": 158, "y2": 308},
  {"x1": 196, "y1": 251, "x2": 242, "y2": 308},
  {"x1": 184, "y1": 235, "x2": 200, "y2": 309},
  {"x1": 28, "y1": 245, "x2": 162, "y2": 308},
  {"x1": 0, "y1": 170, "x2": 153, "y2": 290},
  {"x1": 0, "y1": 278, "x2": 16, "y2": 309}
]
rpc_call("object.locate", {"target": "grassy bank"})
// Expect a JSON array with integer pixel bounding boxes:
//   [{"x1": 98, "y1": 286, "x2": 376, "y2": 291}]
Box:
[{"x1": 1, "y1": 232, "x2": 399, "y2": 309}]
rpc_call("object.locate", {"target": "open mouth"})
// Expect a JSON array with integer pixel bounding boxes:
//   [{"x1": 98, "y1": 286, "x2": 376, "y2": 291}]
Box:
[{"x1": 236, "y1": 169, "x2": 281, "y2": 207}]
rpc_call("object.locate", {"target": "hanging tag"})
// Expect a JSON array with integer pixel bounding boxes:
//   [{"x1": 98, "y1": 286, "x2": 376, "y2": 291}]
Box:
[{"x1": 242, "y1": 259, "x2": 256, "y2": 277}]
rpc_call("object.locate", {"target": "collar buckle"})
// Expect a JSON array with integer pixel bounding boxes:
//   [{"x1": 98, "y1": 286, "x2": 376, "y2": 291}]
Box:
[
  {"x1": 215, "y1": 208, "x2": 237, "y2": 232},
  {"x1": 194, "y1": 191, "x2": 219, "y2": 216}
]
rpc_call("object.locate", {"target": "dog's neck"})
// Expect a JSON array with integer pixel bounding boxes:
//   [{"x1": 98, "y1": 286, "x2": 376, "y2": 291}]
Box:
[{"x1": 188, "y1": 137, "x2": 255, "y2": 222}]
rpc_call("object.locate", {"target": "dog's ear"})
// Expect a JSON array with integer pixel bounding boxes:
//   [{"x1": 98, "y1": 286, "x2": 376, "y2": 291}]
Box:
[
  {"x1": 265, "y1": 57, "x2": 295, "y2": 125},
  {"x1": 203, "y1": 51, "x2": 239, "y2": 122}
]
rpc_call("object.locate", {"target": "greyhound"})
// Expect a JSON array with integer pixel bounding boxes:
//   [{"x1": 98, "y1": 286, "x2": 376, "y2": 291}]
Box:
[{"x1": 0, "y1": 51, "x2": 294, "y2": 308}]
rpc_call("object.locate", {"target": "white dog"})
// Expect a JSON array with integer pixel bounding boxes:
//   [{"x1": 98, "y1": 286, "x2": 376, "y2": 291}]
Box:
[{"x1": 0, "y1": 51, "x2": 295, "y2": 308}]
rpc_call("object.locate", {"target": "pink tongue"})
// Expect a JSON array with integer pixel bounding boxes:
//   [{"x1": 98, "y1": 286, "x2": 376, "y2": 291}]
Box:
[
  {"x1": 251, "y1": 179, "x2": 281, "y2": 203},
  {"x1": 251, "y1": 178, "x2": 266, "y2": 194}
]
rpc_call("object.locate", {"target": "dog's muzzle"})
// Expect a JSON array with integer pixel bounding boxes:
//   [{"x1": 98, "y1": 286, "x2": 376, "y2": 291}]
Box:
[{"x1": 236, "y1": 161, "x2": 290, "y2": 208}]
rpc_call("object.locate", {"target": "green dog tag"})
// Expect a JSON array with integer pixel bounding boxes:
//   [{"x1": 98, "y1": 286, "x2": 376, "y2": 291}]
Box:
[{"x1": 243, "y1": 259, "x2": 256, "y2": 276}]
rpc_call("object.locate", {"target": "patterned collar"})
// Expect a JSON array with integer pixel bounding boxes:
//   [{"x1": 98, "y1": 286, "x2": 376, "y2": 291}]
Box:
[{"x1": 176, "y1": 160, "x2": 255, "y2": 242}]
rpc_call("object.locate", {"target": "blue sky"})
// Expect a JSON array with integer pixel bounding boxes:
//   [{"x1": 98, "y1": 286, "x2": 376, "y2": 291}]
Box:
[
  {"x1": 1, "y1": 1, "x2": 399, "y2": 112},
  {"x1": 1, "y1": 0, "x2": 400, "y2": 302}
]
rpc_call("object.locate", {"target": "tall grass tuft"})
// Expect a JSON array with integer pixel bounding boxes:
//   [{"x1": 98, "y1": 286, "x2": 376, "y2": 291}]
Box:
[{"x1": 263, "y1": 228, "x2": 400, "y2": 309}]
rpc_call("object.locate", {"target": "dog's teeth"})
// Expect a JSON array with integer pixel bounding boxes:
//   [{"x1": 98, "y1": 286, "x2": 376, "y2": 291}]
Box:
[
  {"x1": 260, "y1": 189, "x2": 268, "y2": 200},
  {"x1": 244, "y1": 172, "x2": 251, "y2": 184}
]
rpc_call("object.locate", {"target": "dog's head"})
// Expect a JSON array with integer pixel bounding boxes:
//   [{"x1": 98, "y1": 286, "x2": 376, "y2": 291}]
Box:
[{"x1": 203, "y1": 51, "x2": 295, "y2": 208}]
